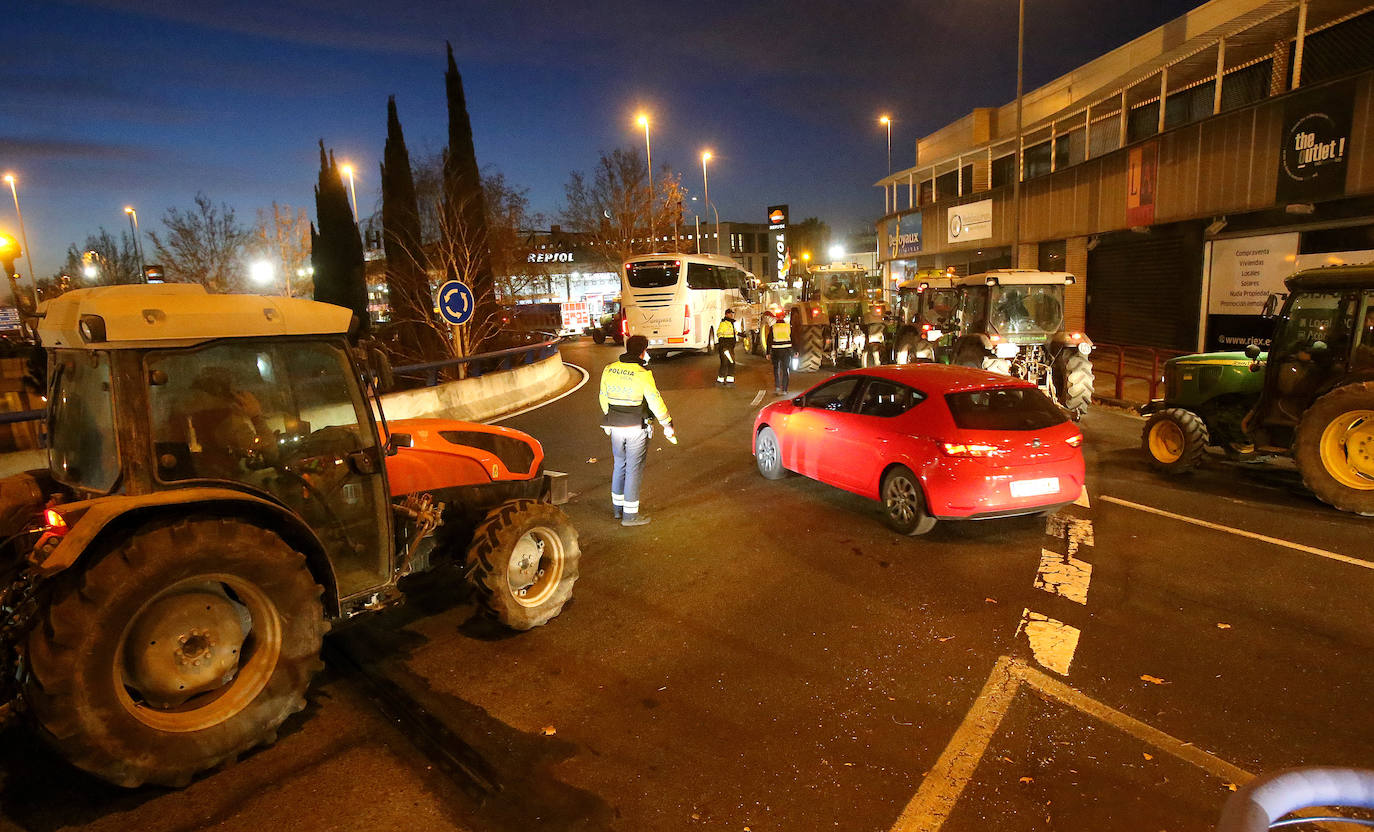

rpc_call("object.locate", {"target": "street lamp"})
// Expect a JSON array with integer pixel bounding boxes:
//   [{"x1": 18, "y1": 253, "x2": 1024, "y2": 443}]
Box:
[
  {"x1": 249, "y1": 260, "x2": 275, "y2": 289},
  {"x1": 1012, "y1": 0, "x2": 1025, "y2": 266},
  {"x1": 4, "y1": 174, "x2": 39, "y2": 307},
  {"x1": 124, "y1": 206, "x2": 146, "y2": 281},
  {"x1": 701, "y1": 150, "x2": 721, "y2": 255},
  {"x1": 879, "y1": 115, "x2": 892, "y2": 176},
  {"x1": 341, "y1": 163, "x2": 359, "y2": 220},
  {"x1": 636, "y1": 113, "x2": 654, "y2": 245},
  {"x1": 829, "y1": 244, "x2": 845, "y2": 262},
  {"x1": 81, "y1": 250, "x2": 101, "y2": 282}
]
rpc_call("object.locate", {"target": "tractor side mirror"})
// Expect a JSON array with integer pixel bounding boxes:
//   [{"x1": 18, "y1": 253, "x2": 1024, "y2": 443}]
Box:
[
  {"x1": 368, "y1": 346, "x2": 395, "y2": 393},
  {"x1": 386, "y1": 433, "x2": 413, "y2": 456},
  {"x1": 1260, "y1": 294, "x2": 1282, "y2": 319},
  {"x1": 1244, "y1": 343, "x2": 1261, "y2": 360}
]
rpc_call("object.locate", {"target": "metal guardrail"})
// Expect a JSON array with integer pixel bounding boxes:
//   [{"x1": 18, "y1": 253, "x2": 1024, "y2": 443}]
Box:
[
  {"x1": 392, "y1": 333, "x2": 562, "y2": 388},
  {"x1": 1092, "y1": 342, "x2": 1190, "y2": 402},
  {"x1": 0, "y1": 409, "x2": 43, "y2": 425}
]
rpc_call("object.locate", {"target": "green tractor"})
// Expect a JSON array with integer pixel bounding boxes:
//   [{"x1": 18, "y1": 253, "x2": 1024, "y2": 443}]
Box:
[
  {"x1": 1141, "y1": 266, "x2": 1374, "y2": 515},
  {"x1": 890, "y1": 273, "x2": 961, "y2": 365}
]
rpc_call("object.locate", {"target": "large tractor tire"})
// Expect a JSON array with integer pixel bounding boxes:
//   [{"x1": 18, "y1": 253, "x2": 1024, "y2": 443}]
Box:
[
  {"x1": 1292, "y1": 382, "x2": 1374, "y2": 515},
  {"x1": 24, "y1": 517, "x2": 325, "y2": 788},
  {"x1": 881, "y1": 466, "x2": 937, "y2": 536},
  {"x1": 465, "y1": 499, "x2": 580, "y2": 629},
  {"x1": 1142, "y1": 407, "x2": 1209, "y2": 474},
  {"x1": 1056, "y1": 351, "x2": 1094, "y2": 421},
  {"x1": 953, "y1": 340, "x2": 988, "y2": 369},
  {"x1": 795, "y1": 325, "x2": 824, "y2": 372},
  {"x1": 893, "y1": 330, "x2": 921, "y2": 365},
  {"x1": 750, "y1": 328, "x2": 765, "y2": 356},
  {"x1": 591, "y1": 328, "x2": 607, "y2": 345}
]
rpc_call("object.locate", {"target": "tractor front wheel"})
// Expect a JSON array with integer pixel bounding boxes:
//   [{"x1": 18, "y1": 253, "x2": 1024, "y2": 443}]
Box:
[
  {"x1": 1055, "y1": 351, "x2": 1095, "y2": 421},
  {"x1": 24, "y1": 517, "x2": 324, "y2": 788},
  {"x1": 1142, "y1": 407, "x2": 1209, "y2": 474},
  {"x1": 465, "y1": 499, "x2": 580, "y2": 629},
  {"x1": 1293, "y1": 382, "x2": 1374, "y2": 515}
]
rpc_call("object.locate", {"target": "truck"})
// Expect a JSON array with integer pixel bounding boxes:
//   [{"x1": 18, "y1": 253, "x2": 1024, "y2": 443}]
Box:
[{"x1": 0, "y1": 284, "x2": 580, "y2": 787}]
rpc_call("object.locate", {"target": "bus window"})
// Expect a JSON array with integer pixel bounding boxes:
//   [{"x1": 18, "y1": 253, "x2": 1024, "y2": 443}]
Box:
[
  {"x1": 627, "y1": 261, "x2": 679, "y2": 289},
  {"x1": 687, "y1": 263, "x2": 722, "y2": 289}
]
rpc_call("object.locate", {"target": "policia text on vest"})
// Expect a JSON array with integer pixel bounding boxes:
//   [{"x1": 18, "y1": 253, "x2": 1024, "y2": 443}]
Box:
[{"x1": 599, "y1": 335, "x2": 675, "y2": 527}]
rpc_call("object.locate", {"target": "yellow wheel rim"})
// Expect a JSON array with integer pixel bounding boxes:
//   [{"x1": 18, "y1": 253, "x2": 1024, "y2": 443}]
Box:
[
  {"x1": 1318, "y1": 409, "x2": 1374, "y2": 491},
  {"x1": 1149, "y1": 420, "x2": 1185, "y2": 464}
]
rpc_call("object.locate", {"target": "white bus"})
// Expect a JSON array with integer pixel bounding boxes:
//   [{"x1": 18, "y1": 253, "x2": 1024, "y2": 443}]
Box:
[{"x1": 622, "y1": 253, "x2": 760, "y2": 353}]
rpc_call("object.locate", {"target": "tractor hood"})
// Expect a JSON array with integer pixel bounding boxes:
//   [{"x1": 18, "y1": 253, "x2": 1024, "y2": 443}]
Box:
[
  {"x1": 1165, "y1": 351, "x2": 1257, "y2": 366},
  {"x1": 382, "y1": 418, "x2": 544, "y2": 497},
  {"x1": 1161, "y1": 351, "x2": 1266, "y2": 406}
]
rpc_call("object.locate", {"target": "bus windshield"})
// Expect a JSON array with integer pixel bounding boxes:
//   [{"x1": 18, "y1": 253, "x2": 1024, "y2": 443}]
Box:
[{"x1": 627, "y1": 261, "x2": 679, "y2": 289}]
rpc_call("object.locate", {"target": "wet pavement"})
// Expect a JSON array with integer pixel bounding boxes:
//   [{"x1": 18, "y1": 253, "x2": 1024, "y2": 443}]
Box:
[{"x1": 2, "y1": 338, "x2": 1370, "y2": 831}]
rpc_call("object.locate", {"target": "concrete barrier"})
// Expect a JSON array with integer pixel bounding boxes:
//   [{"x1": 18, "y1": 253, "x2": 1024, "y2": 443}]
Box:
[{"x1": 380, "y1": 352, "x2": 574, "y2": 423}]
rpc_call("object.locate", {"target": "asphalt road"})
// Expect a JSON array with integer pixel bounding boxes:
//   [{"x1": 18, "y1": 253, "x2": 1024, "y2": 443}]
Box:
[{"x1": 3, "y1": 339, "x2": 1371, "y2": 832}]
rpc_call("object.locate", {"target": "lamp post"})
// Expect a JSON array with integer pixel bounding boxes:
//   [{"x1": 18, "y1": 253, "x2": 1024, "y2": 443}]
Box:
[
  {"x1": 341, "y1": 164, "x2": 359, "y2": 221},
  {"x1": 701, "y1": 150, "x2": 721, "y2": 255},
  {"x1": 636, "y1": 114, "x2": 654, "y2": 246},
  {"x1": 4, "y1": 174, "x2": 39, "y2": 307},
  {"x1": 124, "y1": 206, "x2": 146, "y2": 282},
  {"x1": 1012, "y1": 0, "x2": 1025, "y2": 267},
  {"x1": 879, "y1": 115, "x2": 892, "y2": 176}
]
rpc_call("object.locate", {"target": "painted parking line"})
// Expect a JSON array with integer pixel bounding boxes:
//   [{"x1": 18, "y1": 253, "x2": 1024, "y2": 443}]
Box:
[
  {"x1": 751, "y1": 389, "x2": 765, "y2": 406},
  {"x1": 889, "y1": 655, "x2": 1254, "y2": 832},
  {"x1": 1033, "y1": 548, "x2": 1092, "y2": 605},
  {"x1": 1100, "y1": 495, "x2": 1374, "y2": 571}
]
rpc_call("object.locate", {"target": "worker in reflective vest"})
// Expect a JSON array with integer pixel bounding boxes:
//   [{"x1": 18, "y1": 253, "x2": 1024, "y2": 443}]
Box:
[
  {"x1": 599, "y1": 334, "x2": 675, "y2": 527},
  {"x1": 715, "y1": 309, "x2": 738, "y2": 385},
  {"x1": 766, "y1": 317, "x2": 792, "y2": 396}
]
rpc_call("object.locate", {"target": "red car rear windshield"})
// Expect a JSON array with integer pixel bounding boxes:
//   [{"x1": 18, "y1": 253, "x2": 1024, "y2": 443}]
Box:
[{"x1": 944, "y1": 387, "x2": 1067, "y2": 430}]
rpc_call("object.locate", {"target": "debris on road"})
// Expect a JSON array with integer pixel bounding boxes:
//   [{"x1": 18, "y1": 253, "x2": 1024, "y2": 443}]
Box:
[
  {"x1": 1217, "y1": 622, "x2": 1232, "y2": 629},
  {"x1": 540, "y1": 725, "x2": 557, "y2": 736},
  {"x1": 1140, "y1": 675, "x2": 1170, "y2": 685}
]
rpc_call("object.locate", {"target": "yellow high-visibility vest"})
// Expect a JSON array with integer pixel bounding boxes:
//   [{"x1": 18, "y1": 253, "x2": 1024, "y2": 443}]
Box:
[
  {"x1": 716, "y1": 319, "x2": 737, "y2": 339},
  {"x1": 770, "y1": 321, "x2": 792, "y2": 347}
]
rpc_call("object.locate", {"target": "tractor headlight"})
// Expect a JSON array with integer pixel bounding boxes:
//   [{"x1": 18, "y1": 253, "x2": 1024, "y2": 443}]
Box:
[
  {"x1": 1077, "y1": 341, "x2": 1092, "y2": 356},
  {"x1": 78, "y1": 315, "x2": 107, "y2": 343},
  {"x1": 994, "y1": 342, "x2": 1019, "y2": 359}
]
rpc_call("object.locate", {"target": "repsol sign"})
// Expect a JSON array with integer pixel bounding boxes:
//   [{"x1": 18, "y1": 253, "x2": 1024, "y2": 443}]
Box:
[
  {"x1": 528, "y1": 251, "x2": 575, "y2": 263},
  {"x1": 768, "y1": 203, "x2": 788, "y2": 277}
]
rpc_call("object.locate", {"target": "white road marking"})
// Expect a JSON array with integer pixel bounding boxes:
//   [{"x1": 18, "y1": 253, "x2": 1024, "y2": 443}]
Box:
[
  {"x1": 1100, "y1": 495, "x2": 1374, "y2": 571},
  {"x1": 1074, "y1": 485, "x2": 1091, "y2": 508},
  {"x1": 750, "y1": 390, "x2": 765, "y2": 406},
  {"x1": 889, "y1": 656, "x2": 1254, "y2": 832},
  {"x1": 485, "y1": 362, "x2": 591, "y2": 424},
  {"x1": 1044, "y1": 513, "x2": 1095, "y2": 553},
  {"x1": 1034, "y1": 548, "x2": 1092, "y2": 605},
  {"x1": 1015, "y1": 609, "x2": 1081, "y2": 675}
]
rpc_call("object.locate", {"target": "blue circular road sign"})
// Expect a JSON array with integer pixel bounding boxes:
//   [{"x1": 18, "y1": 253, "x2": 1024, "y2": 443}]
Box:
[{"x1": 437, "y1": 280, "x2": 475, "y2": 325}]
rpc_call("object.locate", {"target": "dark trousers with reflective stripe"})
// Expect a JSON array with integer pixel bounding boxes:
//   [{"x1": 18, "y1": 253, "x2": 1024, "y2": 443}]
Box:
[
  {"x1": 716, "y1": 337, "x2": 736, "y2": 382},
  {"x1": 770, "y1": 347, "x2": 791, "y2": 393}
]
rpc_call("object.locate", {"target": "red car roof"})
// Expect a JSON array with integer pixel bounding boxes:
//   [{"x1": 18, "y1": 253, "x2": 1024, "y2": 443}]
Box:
[{"x1": 830, "y1": 363, "x2": 1037, "y2": 395}]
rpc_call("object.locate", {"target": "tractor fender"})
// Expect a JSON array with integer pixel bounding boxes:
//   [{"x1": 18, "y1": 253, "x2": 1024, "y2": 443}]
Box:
[{"x1": 32, "y1": 488, "x2": 339, "y2": 615}]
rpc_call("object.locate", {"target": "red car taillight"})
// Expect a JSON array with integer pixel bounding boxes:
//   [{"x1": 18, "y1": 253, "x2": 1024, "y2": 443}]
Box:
[
  {"x1": 620, "y1": 314, "x2": 627, "y2": 339},
  {"x1": 941, "y1": 442, "x2": 1005, "y2": 458},
  {"x1": 43, "y1": 508, "x2": 68, "y2": 536}
]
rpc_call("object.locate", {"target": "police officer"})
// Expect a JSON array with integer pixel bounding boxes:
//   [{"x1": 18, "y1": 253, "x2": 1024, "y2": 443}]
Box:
[
  {"x1": 766, "y1": 316, "x2": 792, "y2": 396},
  {"x1": 715, "y1": 309, "x2": 738, "y2": 385},
  {"x1": 599, "y1": 334, "x2": 675, "y2": 527}
]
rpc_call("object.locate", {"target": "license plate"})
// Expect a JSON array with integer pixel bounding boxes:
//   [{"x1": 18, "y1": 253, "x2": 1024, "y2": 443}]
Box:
[
  {"x1": 649, "y1": 339, "x2": 664, "y2": 345},
  {"x1": 1010, "y1": 477, "x2": 1059, "y2": 498}
]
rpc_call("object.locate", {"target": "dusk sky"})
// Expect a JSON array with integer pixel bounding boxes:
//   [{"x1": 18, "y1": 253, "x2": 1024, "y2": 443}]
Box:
[{"x1": 9, "y1": 0, "x2": 1201, "y2": 280}]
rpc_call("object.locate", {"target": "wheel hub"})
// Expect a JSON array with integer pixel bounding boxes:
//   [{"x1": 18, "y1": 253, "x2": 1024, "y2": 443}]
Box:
[
  {"x1": 1150, "y1": 421, "x2": 1185, "y2": 463},
  {"x1": 886, "y1": 478, "x2": 917, "y2": 523},
  {"x1": 1319, "y1": 410, "x2": 1374, "y2": 489},
  {"x1": 123, "y1": 588, "x2": 249, "y2": 709}
]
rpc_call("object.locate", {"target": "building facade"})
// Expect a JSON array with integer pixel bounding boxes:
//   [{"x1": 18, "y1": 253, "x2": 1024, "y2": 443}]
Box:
[{"x1": 876, "y1": 0, "x2": 1374, "y2": 351}]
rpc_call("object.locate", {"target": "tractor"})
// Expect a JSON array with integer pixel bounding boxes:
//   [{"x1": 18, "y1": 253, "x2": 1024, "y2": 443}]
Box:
[
  {"x1": 949, "y1": 270, "x2": 1095, "y2": 419},
  {"x1": 1142, "y1": 265, "x2": 1374, "y2": 515},
  {"x1": 890, "y1": 273, "x2": 962, "y2": 365},
  {"x1": 0, "y1": 284, "x2": 580, "y2": 787},
  {"x1": 588, "y1": 297, "x2": 624, "y2": 345},
  {"x1": 770, "y1": 263, "x2": 887, "y2": 372}
]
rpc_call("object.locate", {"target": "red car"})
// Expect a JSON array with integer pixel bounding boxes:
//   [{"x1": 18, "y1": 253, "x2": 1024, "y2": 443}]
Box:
[{"x1": 752, "y1": 364, "x2": 1085, "y2": 534}]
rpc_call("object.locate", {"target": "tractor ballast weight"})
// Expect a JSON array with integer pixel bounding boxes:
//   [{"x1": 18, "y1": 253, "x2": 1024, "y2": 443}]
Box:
[{"x1": 0, "y1": 284, "x2": 580, "y2": 787}]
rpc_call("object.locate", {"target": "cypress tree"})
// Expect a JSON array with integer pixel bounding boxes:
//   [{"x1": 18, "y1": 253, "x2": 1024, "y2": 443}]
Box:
[
  {"x1": 380, "y1": 96, "x2": 429, "y2": 326},
  {"x1": 311, "y1": 140, "x2": 368, "y2": 330},
  {"x1": 442, "y1": 42, "x2": 495, "y2": 339}
]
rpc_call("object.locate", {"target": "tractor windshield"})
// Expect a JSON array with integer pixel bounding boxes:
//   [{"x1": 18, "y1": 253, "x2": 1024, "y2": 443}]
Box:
[
  {"x1": 1272, "y1": 290, "x2": 1360, "y2": 364},
  {"x1": 816, "y1": 273, "x2": 863, "y2": 303},
  {"x1": 921, "y1": 289, "x2": 962, "y2": 328},
  {"x1": 990, "y1": 285, "x2": 1064, "y2": 335},
  {"x1": 49, "y1": 350, "x2": 120, "y2": 493}
]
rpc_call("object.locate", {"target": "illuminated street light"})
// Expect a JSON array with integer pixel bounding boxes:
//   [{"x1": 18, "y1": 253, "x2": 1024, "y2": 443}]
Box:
[
  {"x1": 879, "y1": 115, "x2": 892, "y2": 177},
  {"x1": 829, "y1": 244, "x2": 845, "y2": 261},
  {"x1": 124, "y1": 206, "x2": 147, "y2": 281},
  {"x1": 636, "y1": 113, "x2": 654, "y2": 244},
  {"x1": 701, "y1": 150, "x2": 720, "y2": 255},
  {"x1": 81, "y1": 250, "x2": 100, "y2": 281},
  {"x1": 341, "y1": 163, "x2": 359, "y2": 220},
  {"x1": 4, "y1": 174, "x2": 40, "y2": 307},
  {"x1": 249, "y1": 260, "x2": 275, "y2": 287}
]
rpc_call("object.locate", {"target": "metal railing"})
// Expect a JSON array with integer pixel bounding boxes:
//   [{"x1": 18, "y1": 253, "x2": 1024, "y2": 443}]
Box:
[
  {"x1": 1091, "y1": 342, "x2": 1191, "y2": 403},
  {"x1": 392, "y1": 333, "x2": 562, "y2": 388}
]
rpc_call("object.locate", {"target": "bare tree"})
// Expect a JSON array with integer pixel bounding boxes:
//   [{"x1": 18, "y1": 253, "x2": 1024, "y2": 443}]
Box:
[
  {"x1": 148, "y1": 193, "x2": 252, "y2": 292},
  {"x1": 560, "y1": 147, "x2": 685, "y2": 266},
  {"x1": 252, "y1": 202, "x2": 312, "y2": 297},
  {"x1": 60, "y1": 228, "x2": 141, "y2": 286}
]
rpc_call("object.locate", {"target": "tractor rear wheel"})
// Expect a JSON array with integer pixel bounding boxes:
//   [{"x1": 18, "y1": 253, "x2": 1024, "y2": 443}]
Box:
[
  {"x1": 591, "y1": 328, "x2": 606, "y2": 345},
  {"x1": 1056, "y1": 351, "x2": 1094, "y2": 420},
  {"x1": 893, "y1": 330, "x2": 922, "y2": 365},
  {"x1": 24, "y1": 517, "x2": 324, "y2": 788},
  {"x1": 465, "y1": 499, "x2": 580, "y2": 629},
  {"x1": 795, "y1": 325, "x2": 823, "y2": 372},
  {"x1": 1142, "y1": 408, "x2": 1209, "y2": 474},
  {"x1": 1293, "y1": 382, "x2": 1374, "y2": 515}
]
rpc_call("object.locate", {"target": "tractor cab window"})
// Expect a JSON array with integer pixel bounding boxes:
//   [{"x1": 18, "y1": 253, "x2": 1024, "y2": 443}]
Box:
[
  {"x1": 1350, "y1": 291, "x2": 1374, "y2": 370},
  {"x1": 146, "y1": 339, "x2": 390, "y2": 598},
  {"x1": 990, "y1": 285, "x2": 1064, "y2": 335},
  {"x1": 1272, "y1": 291, "x2": 1358, "y2": 365},
  {"x1": 49, "y1": 350, "x2": 119, "y2": 494},
  {"x1": 921, "y1": 289, "x2": 962, "y2": 328},
  {"x1": 961, "y1": 286, "x2": 990, "y2": 329}
]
